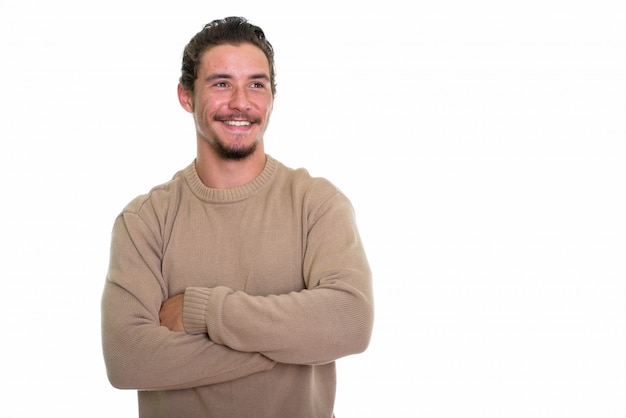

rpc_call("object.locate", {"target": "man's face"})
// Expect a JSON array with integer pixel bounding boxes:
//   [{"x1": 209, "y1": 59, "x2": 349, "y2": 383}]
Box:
[{"x1": 180, "y1": 43, "x2": 274, "y2": 159}]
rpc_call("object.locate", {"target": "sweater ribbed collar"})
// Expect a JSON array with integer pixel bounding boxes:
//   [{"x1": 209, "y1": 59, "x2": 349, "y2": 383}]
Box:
[{"x1": 183, "y1": 155, "x2": 278, "y2": 203}]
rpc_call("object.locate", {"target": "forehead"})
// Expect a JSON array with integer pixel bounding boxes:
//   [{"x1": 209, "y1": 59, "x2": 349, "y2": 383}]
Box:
[{"x1": 199, "y1": 43, "x2": 270, "y2": 75}]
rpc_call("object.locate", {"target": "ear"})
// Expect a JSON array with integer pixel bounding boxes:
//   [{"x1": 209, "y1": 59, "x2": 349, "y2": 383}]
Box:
[{"x1": 177, "y1": 83, "x2": 194, "y2": 113}]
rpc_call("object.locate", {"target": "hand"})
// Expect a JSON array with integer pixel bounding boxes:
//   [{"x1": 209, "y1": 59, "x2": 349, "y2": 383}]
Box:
[{"x1": 159, "y1": 293, "x2": 185, "y2": 332}]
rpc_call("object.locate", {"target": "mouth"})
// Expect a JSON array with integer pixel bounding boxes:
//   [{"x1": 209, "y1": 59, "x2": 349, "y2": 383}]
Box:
[{"x1": 223, "y1": 120, "x2": 252, "y2": 127}]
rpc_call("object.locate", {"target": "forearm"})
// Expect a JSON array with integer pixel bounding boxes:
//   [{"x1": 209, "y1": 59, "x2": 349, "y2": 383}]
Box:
[
  {"x1": 102, "y1": 281, "x2": 275, "y2": 390},
  {"x1": 184, "y1": 278, "x2": 373, "y2": 365}
]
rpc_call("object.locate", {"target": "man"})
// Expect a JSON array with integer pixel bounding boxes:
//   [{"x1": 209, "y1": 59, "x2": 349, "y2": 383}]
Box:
[{"x1": 101, "y1": 16, "x2": 374, "y2": 418}]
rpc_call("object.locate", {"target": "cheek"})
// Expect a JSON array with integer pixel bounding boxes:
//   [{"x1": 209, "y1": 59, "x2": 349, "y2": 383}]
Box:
[
  {"x1": 261, "y1": 98, "x2": 274, "y2": 117},
  {"x1": 194, "y1": 100, "x2": 217, "y2": 121}
]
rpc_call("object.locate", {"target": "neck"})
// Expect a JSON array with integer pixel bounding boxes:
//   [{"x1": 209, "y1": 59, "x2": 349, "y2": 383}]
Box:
[{"x1": 195, "y1": 140, "x2": 267, "y2": 189}]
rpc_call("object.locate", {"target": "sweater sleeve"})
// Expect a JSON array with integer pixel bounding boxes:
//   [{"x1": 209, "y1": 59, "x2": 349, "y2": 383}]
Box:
[
  {"x1": 101, "y1": 209, "x2": 275, "y2": 391},
  {"x1": 183, "y1": 188, "x2": 374, "y2": 365}
]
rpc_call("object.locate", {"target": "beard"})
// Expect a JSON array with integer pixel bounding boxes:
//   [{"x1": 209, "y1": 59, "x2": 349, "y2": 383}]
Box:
[{"x1": 211, "y1": 137, "x2": 259, "y2": 160}]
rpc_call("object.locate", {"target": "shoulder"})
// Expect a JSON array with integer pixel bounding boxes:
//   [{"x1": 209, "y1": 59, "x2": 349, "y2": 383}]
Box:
[
  {"x1": 272, "y1": 157, "x2": 351, "y2": 211},
  {"x1": 274, "y1": 159, "x2": 340, "y2": 195},
  {"x1": 119, "y1": 164, "x2": 190, "y2": 218}
]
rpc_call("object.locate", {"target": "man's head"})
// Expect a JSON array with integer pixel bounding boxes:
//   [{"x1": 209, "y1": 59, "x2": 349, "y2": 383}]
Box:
[
  {"x1": 180, "y1": 16, "x2": 277, "y2": 96},
  {"x1": 177, "y1": 17, "x2": 275, "y2": 161}
]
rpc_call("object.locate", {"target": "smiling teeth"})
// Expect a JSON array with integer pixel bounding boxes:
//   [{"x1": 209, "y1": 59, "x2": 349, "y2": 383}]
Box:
[{"x1": 225, "y1": 120, "x2": 251, "y2": 126}]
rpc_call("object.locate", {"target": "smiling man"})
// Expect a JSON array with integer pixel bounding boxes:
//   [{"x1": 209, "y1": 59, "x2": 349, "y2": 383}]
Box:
[
  {"x1": 179, "y1": 41, "x2": 274, "y2": 188},
  {"x1": 101, "y1": 17, "x2": 374, "y2": 418}
]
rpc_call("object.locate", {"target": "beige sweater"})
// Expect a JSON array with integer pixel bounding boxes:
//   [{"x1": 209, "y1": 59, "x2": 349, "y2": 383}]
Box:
[{"x1": 101, "y1": 155, "x2": 374, "y2": 418}]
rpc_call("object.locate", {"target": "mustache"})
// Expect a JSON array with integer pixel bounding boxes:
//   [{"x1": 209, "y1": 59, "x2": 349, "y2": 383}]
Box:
[{"x1": 214, "y1": 112, "x2": 261, "y2": 123}]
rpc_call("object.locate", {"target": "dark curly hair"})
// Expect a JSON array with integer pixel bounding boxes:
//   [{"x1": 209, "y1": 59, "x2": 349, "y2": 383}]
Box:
[{"x1": 179, "y1": 16, "x2": 276, "y2": 96}]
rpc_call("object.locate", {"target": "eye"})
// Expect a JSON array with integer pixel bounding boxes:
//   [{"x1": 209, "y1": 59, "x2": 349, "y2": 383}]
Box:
[
  {"x1": 250, "y1": 81, "x2": 265, "y2": 89},
  {"x1": 215, "y1": 81, "x2": 229, "y2": 88}
]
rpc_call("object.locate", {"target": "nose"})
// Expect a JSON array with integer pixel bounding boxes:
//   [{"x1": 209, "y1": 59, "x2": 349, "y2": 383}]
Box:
[{"x1": 229, "y1": 86, "x2": 251, "y2": 111}]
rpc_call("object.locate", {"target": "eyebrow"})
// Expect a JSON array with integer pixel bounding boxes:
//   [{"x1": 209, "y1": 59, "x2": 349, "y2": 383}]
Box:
[{"x1": 205, "y1": 73, "x2": 270, "y2": 82}]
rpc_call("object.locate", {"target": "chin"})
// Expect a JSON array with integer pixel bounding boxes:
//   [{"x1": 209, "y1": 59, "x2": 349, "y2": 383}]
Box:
[{"x1": 217, "y1": 143, "x2": 258, "y2": 160}]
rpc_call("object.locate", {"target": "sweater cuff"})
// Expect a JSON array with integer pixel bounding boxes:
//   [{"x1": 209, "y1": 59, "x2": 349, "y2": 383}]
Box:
[{"x1": 183, "y1": 287, "x2": 212, "y2": 335}]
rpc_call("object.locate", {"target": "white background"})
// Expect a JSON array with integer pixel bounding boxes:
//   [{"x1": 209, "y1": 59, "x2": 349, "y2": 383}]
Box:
[{"x1": 1, "y1": 1, "x2": 625, "y2": 417}]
